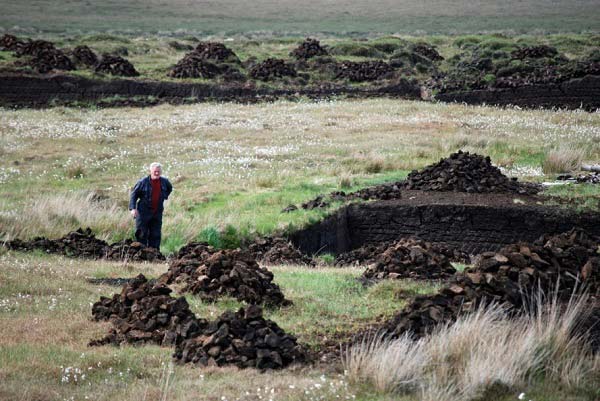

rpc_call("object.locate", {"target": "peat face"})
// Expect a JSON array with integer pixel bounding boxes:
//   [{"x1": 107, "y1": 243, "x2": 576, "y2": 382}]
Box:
[{"x1": 290, "y1": 196, "x2": 600, "y2": 256}]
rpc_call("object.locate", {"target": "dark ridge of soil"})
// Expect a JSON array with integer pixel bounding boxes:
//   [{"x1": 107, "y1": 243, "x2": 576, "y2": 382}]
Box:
[
  {"x1": 246, "y1": 236, "x2": 315, "y2": 266},
  {"x1": 290, "y1": 191, "x2": 600, "y2": 257},
  {"x1": 381, "y1": 228, "x2": 600, "y2": 342},
  {"x1": 174, "y1": 305, "x2": 306, "y2": 369},
  {"x1": 361, "y1": 238, "x2": 457, "y2": 282},
  {"x1": 335, "y1": 60, "x2": 394, "y2": 82},
  {"x1": 71, "y1": 45, "x2": 98, "y2": 67},
  {"x1": 4, "y1": 227, "x2": 164, "y2": 262},
  {"x1": 159, "y1": 248, "x2": 291, "y2": 307},
  {"x1": 290, "y1": 38, "x2": 328, "y2": 60},
  {"x1": 433, "y1": 74, "x2": 600, "y2": 111},
  {"x1": 249, "y1": 58, "x2": 297, "y2": 81},
  {"x1": 90, "y1": 274, "x2": 205, "y2": 346},
  {"x1": 0, "y1": 73, "x2": 421, "y2": 108},
  {"x1": 95, "y1": 54, "x2": 139, "y2": 77},
  {"x1": 405, "y1": 150, "x2": 540, "y2": 194},
  {"x1": 9, "y1": 38, "x2": 75, "y2": 74}
]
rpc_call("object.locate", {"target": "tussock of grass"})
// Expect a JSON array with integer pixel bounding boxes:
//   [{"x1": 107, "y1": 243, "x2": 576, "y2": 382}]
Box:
[
  {"x1": 542, "y1": 145, "x2": 586, "y2": 174},
  {"x1": 343, "y1": 292, "x2": 599, "y2": 401}
]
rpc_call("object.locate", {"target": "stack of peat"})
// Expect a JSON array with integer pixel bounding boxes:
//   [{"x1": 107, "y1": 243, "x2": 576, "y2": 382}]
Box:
[
  {"x1": 250, "y1": 58, "x2": 297, "y2": 81},
  {"x1": 362, "y1": 238, "x2": 457, "y2": 281},
  {"x1": 193, "y1": 42, "x2": 239, "y2": 63},
  {"x1": 105, "y1": 239, "x2": 165, "y2": 262},
  {"x1": 5, "y1": 227, "x2": 164, "y2": 262},
  {"x1": 381, "y1": 228, "x2": 600, "y2": 340},
  {"x1": 71, "y1": 45, "x2": 98, "y2": 67},
  {"x1": 90, "y1": 274, "x2": 205, "y2": 346},
  {"x1": 0, "y1": 34, "x2": 25, "y2": 51},
  {"x1": 290, "y1": 38, "x2": 328, "y2": 60},
  {"x1": 6, "y1": 227, "x2": 108, "y2": 258},
  {"x1": 511, "y1": 45, "x2": 558, "y2": 60},
  {"x1": 247, "y1": 236, "x2": 314, "y2": 265},
  {"x1": 404, "y1": 150, "x2": 539, "y2": 194},
  {"x1": 12, "y1": 39, "x2": 74, "y2": 73},
  {"x1": 335, "y1": 61, "x2": 394, "y2": 82},
  {"x1": 174, "y1": 305, "x2": 306, "y2": 369},
  {"x1": 168, "y1": 53, "x2": 222, "y2": 78},
  {"x1": 95, "y1": 54, "x2": 139, "y2": 77},
  {"x1": 411, "y1": 43, "x2": 444, "y2": 61},
  {"x1": 160, "y1": 248, "x2": 291, "y2": 307}
]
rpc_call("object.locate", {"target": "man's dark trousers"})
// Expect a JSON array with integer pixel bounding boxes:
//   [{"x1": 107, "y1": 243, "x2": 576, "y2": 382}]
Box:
[{"x1": 135, "y1": 212, "x2": 162, "y2": 249}]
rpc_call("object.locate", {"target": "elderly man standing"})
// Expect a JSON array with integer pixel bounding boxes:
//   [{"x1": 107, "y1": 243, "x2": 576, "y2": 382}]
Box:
[{"x1": 129, "y1": 162, "x2": 173, "y2": 250}]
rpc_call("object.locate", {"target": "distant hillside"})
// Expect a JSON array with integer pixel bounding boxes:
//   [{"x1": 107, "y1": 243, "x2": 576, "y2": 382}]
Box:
[{"x1": 0, "y1": 0, "x2": 599, "y2": 34}]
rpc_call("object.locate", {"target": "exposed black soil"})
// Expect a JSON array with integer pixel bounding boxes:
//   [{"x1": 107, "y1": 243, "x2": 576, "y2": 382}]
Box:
[
  {"x1": 290, "y1": 38, "x2": 328, "y2": 60},
  {"x1": 246, "y1": 236, "x2": 315, "y2": 266},
  {"x1": 94, "y1": 54, "x2": 139, "y2": 77},
  {"x1": 249, "y1": 58, "x2": 297, "y2": 81}
]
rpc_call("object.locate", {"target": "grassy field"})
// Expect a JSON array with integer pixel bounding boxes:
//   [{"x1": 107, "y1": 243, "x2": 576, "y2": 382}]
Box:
[
  {"x1": 0, "y1": 0, "x2": 599, "y2": 34},
  {"x1": 1, "y1": 95, "x2": 600, "y2": 400},
  {"x1": 0, "y1": 252, "x2": 597, "y2": 401},
  {"x1": 1, "y1": 98, "x2": 599, "y2": 253}
]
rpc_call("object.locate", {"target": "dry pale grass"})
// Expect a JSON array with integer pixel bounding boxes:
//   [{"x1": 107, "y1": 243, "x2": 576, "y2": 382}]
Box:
[
  {"x1": 343, "y1": 292, "x2": 599, "y2": 401},
  {"x1": 542, "y1": 144, "x2": 587, "y2": 174}
]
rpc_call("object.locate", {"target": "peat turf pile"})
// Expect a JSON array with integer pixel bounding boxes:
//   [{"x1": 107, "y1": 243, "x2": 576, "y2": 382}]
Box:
[
  {"x1": 0, "y1": 34, "x2": 25, "y2": 51},
  {"x1": 290, "y1": 38, "x2": 328, "y2": 60},
  {"x1": 5, "y1": 227, "x2": 164, "y2": 262},
  {"x1": 160, "y1": 248, "x2": 291, "y2": 307},
  {"x1": 71, "y1": 45, "x2": 98, "y2": 67},
  {"x1": 168, "y1": 53, "x2": 223, "y2": 79},
  {"x1": 411, "y1": 43, "x2": 443, "y2": 61},
  {"x1": 193, "y1": 42, "x2": 240, "y2": 63},
  {"x1": 95, "y1": 54, "x2": 139, "y2": 77},
  {"x1": 11, "y1": 39, "x2": 74, "y2": 73},
  {"x1": 381, "y1": 228, "x2": 600, "y2": 339},
  {"x1": 247, "y1": 237, "x2": 314, "y2": 266},
  {"x1": 511, "y1": 45, "x2": 558, "y2": 60},
  {"x1": 405, "y1": 150, "x2": 539, "y2": 194},
  {"x1": 250, "y1": 58, "x2": 297, "y2": 81},
  {"x1": 362, "y1": 238, "x2": 457, "y2": 282},
  {"x1": 105, "y1": 239, "x2": 165, "y2": 262},
  {"x1": 6, "y1": 227, "x2": 108, "y2": 258},
  {"x1": 174, "y1": 305, "x2": 306, "y2": 369},
  {"x1": 335, "y1": 61, "x2": 394, "y2": 82},
  {"x1": 90, "y1": 274, "x2": 206, "y2": 346}
]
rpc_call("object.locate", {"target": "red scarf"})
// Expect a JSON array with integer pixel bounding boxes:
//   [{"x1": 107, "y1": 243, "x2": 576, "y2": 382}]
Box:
[{"x1": 151, "y1": 178, "x2": 161, "y2": 213}]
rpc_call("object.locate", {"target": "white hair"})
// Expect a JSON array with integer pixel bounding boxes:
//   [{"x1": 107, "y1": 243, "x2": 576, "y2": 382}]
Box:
[{"x1": 149, "y1": 162, "x2": 162, "y2": 170}]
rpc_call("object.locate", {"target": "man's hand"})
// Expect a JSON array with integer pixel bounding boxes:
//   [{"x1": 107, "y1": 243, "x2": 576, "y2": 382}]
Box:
[{"x1": 130, "y1": 209, "x2": 138, "y2": 218}]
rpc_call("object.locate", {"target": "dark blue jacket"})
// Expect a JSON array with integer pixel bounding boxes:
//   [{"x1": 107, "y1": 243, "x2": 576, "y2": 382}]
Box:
[{"x1": 129, "y1": 176, "x2": 173, "y2": 216}]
